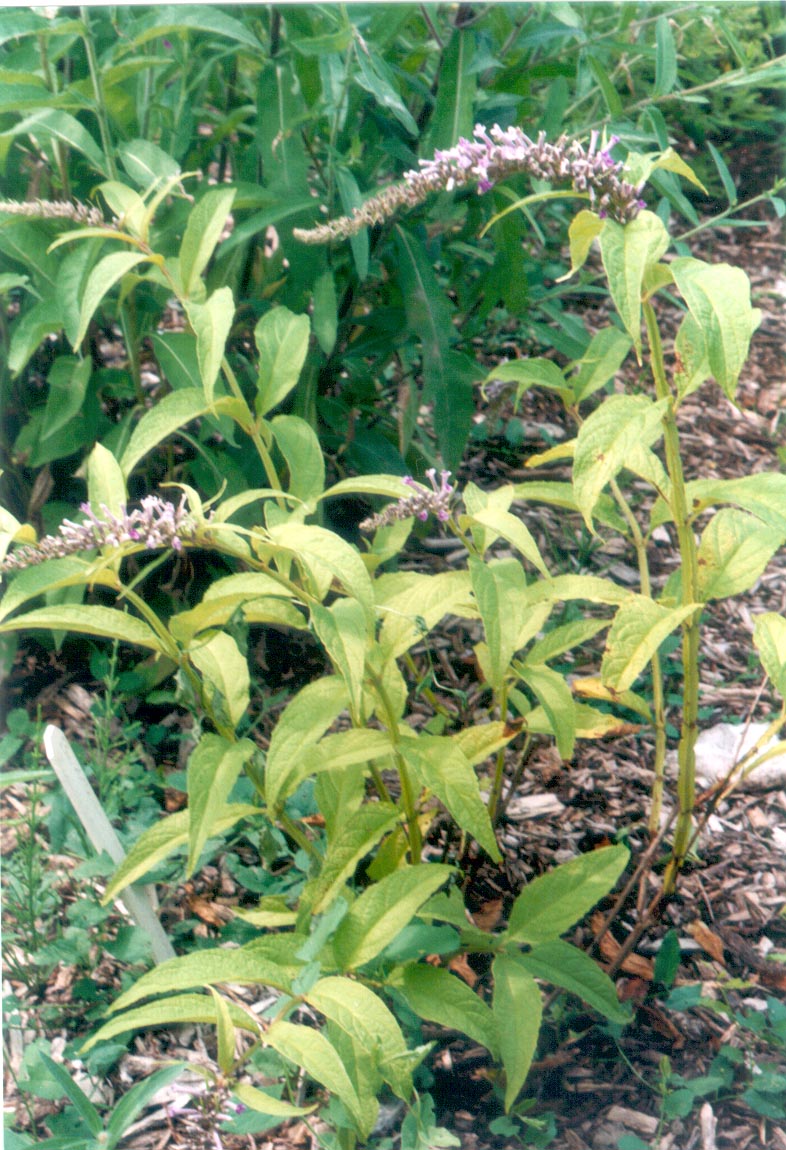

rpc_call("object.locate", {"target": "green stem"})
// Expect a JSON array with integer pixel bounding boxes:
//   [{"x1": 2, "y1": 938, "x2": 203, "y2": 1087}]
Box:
[
  {"x1": 220, "y1": 357, "x2": 284, "y2": 497},
  {"x1": 609, "y1": 477, "x2": 667, "y2": 835},
  {"x1": 279, "y1": 811, "x2": 321, "y2": 862},
  {"x1": 487, "y1": 683, "x2": 509, "y2": 825},
  {"x1": 643, "y1": 302, "x2": 701, "y2": 894},
  {"x1": 366, "y1": 666, "x2": 422, "y2": 862},
  {"x1": 37, "y1": 33, "x2": 70, "y2": 197},
  {"x1": 79, "y1": 8, "x2": 118, "y2": 180}
]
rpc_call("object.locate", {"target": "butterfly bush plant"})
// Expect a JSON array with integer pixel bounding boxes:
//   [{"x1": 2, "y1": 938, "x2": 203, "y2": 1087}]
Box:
[{"x1": 1, "y1": 123, "x2": 785, "y2": 1145}]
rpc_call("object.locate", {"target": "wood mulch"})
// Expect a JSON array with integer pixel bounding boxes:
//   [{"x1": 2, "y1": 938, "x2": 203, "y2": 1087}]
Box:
[{"x1": 2, "y1": 211, "x2": 785, "y2": 1150}]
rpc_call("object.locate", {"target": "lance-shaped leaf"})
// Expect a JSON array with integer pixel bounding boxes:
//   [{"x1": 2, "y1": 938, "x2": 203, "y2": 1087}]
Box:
[
  {"x1": 696, "y1": 509, "x2": 784, "y2": 602},
  {"x1": 186, "y1": 735, "x2": 255, "y2": 876},
  {"x1": 679, "y1": 474, "x2": 786, "y2": 534},
  {"x1": 305, "y1": 803, "x2": 400, "y2": 916},
  {"x1": 401, "y1": 736, "x2": 501, "y2": 861},
  {"x1": 109, "y1": 933, "x2": 302, "y2": 1014},
  {"x1": 671, "y1": 258, "x2": 761, "y2": 399},
  {"x1": 121, "y1": 388, "x2": 237, "y2": 477},
  {"x1": 467, "y1": 506, "x2": 549, "y2": 576},
  {"x1": 102, "y1": 804, "x2": 258, "y2": 903},
  {"x1": 306, "y1": 976, "x2": 413, "y2": 1099},
  {"x1": 86, "y1": 442, "x2": 126, "y2": 522},
  {"x1": 311, "y1": 598, "x2": 368, "y2": 722},
  {"x1": 180, "y1": 186, "x2": 236, "y2": 299},
  {"x1": 598, "y1": 211, "x2": 670, "y2": 356},
  {"x1": 265, "y1": 1019, "x2": 364, "y2": 1130},
  {"x1": 232, "y1": 1083, "x2": 316, "y2": 1119},
  {"x1": 492, "y1": 954, "x2": 542, "y2": 1111},
  {"x1": 482, "y1": 357, "x2": 568, "y2": 405},
  {"x1": 82, "y1": 993, "x2": 260, "y2": 1052},
  {"x1": 189, "y1": 630, "x2": 250, "y2": 731},
  {"x1": 517, "y1": 663, "x2": 576, "y2": 760},
  {"x1": 186, "y1": 286, "x2": 235, "y2": 407},
  {"x1": 0, "y1": 558, "x2": 109, "y2": 622},
  {"x1": 561, "y1": 209, "x2": 606, "y2": 279},
  {"x1": 254, "y1": 307, "x2": 311, "y2": 419},
  {"x1": 427, "y1": 28, "x2": 476, "y2": 151},
  {"x1": 753, "y1": 613, "x2": 786, "y2": 700},
  {"x1": 519, "y1": 939, "x2": 630, "y2": 1024},
  {"x1": 41, "y1": 356, "x2": 92, "y2": 442},
  {"x1": 601, "y1": 596, "x2": 699, "y2": 692},
  {"x1": 264, "y1": 676, "x2": 349, "y2": 811},
  {"x1": 333, "y1": 864, "x2": 454, "y2": 970},
  {"x1": 573, "y1": 395, "x2": 667, "y2": 527},
  {"x1": 266, "y1": 522, "x2": 375, "y2": 622},
  {"x1": 399, "y1": 964, "x2": 499, "y2": 1058},
  {"x1": 4, "y1": 108, "x2": 109, "y2": 177},
  {"x1": 74, "y1": 251, "x2": 152, "y2": 348},
  {"x1": 0, "y1": 604, "x2": 165, "y2": 652},
  {"x1": 506, "y1": 844, "x2": 628, "y2": 945},
  {"x1": 272, "y1": 414, "x2": 325, "y2": 503},
  {"x1": 569, "y1": 326, "x2": 633, "y2": 403},
  {"x1": 470, "y1": 557, "x2": 530, "y2": 690},
  {"x1": 377, "y1": 570, "x2": 473, "y2": 660}
]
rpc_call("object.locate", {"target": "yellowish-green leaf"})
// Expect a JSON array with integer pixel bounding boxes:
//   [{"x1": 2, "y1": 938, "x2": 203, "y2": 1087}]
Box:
[
  {"x1": 186, "y1": 735, "x2": 255, "y2": 876},
  {"x1": 598, "y1": 211, "x2": 670, "y2": 356},
  {"x1": 559, "y1": 209, "x2": 605, "y2": 280},
  {"x1": 492, "y1": 954, "x2": 541, "y2": 1110},
  {"x1": 753, "y1": 613, "x2": 786, "y2": 700},
  {"x1": 82, "y1": 993, "x2": 259, "y2": 1052},
  {"x1": 696, "y1": 509, "x2": 784, "y2": 601},
  {"x1": 180, "y1": 186, "x2": 236, "y2": 298},
  {"x1": 186, "y1": 286, "x2": 235, "y2": 406},
  {"x1": 254, "y1": 308, "x2": 311, "y2": 419},
  {"x1": 189, "y1": 631, "x2": 250, "y2": 730},
  {"x1": 601, "y1": 597, "x2": 698, "y2": 692},
  {"x1": 0, "y1": 604, "x2": 164, "y2": 652}
]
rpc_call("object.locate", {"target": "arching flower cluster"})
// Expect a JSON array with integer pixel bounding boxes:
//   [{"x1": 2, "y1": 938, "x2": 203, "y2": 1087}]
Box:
[
  {"x1": 294, "y1": 124, "x2": 644, "y2": 244},
  {"x1": 1, "y1": 496, "x2": 202, "y2": 571},
  {"x1": 360, "y1": 470, "x2": 454, "y2": 532}
]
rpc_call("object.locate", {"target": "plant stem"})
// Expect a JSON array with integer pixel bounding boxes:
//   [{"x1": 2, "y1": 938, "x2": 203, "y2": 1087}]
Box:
[
  {"x1": 487, "y1": 683, "x2": 509, "y2": 824},
  {"x1": 366, "y1": 666, "x2": 422, "y2": 862},
  {"x1": 609, "y1": 477, "x2": 667, "y2": 835},
  {"x1": 220, "y1": 357, "x2": 284, "y2": 497},
  {"x1": 37, "y1": 33, "x2": 70, "y2": 197},
  {"x1": 643, "y1": 302, "x2": 701, "y2": 894}
]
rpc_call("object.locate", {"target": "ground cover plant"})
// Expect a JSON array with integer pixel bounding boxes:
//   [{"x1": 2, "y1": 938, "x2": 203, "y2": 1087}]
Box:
[{"x1": 1, "y1": 4, "x2": 785, "y2": 1148}]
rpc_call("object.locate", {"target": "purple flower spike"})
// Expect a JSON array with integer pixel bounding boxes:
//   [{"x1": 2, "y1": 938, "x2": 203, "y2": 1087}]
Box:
[
  {"x1": 294, "y1": 124, "x2": 644, "y2": 246},
  {"x1": 1, "y1": 495, "x2": 205, "y2": 572},
  {"x1": 360, "y1": 470, "x2": 455, "y2": 532}
]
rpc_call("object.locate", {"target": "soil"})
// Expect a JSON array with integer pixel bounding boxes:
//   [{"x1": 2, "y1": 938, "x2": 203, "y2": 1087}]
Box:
[{"x1": 2, "y1": 205, "x2": 784, "y2": 1150}]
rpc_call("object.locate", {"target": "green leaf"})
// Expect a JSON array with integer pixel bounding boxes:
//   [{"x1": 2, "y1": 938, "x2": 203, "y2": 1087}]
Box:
[
  {"x1": 232, "y1": 1083, "x2": 316, "y2": 1118},
  {"x1": 399, "y1": 964, "x2": 498, "y2": 1057},
  {"x1": 2, "y1": 108, "x2": 108, "y2": 176},
  {"x1": 562, "y1": 209, "x2": 606, "y2": 279},
  {"x1": 401, "y1": 736, "x2": 500, "y2": 861},
  {"x1": 333, "y1": 865, "x2": 454, "y2": 970},
  {"x1": 271, "y1": 414, "x2": 325, "y2": 503},
  {"x1": 254, "y1": 307, "x2": 311, "y2": 419},
  {"x1": 707, "y1": 141, "x2": 737, "y2": 207},
  {"x1": 427, "y1": 29, "x2": 476, "y2": 151},
  {"x1": 467, "y1": 506, "x2": 550, "y2": 576},
  {"x1": 102, "y1": 805, "x2": 258, "y2": 903},
  {"x1": 210, "y1": 986, "x2": 236, "y2": 1076},
  {"x1": 186, "y1": 735, "x2": 254, "y2": 876},
  {"x1": 601, "y1": 596, "x2": 699, "y2": 691},
  {"x1": 569, "y1": 327, "x2": 632, "y2": 403},
  {"x1": 519, "y1": 938, "x2": 631, "y2": 1024},
  {"x1": 587, "y1": 53, "x2": 622, "y2": 116},
  {"x1": 121, "y1": 388, "x2": 212, "y2": 477},
  {"x1": 335, "y1": 166, "x2": 369, "y2": 280},
  {"x1": 127, "y1": 5, "x2": 263, "y2": 49},
  {"x1": 83, "y1": 993, "x2": 260, "y2": 1052},
  {"x1": 376, "y1": 570, "x2": 473, "y2": 660},
  {"x1": 264, "y1": 676, "x2": 349, "y2": 812},
  {"x1": 117, "y1": 137, "x2": 181, "y2": 189},
  {"x1": 598, "y1": 211, "x2": 670, "y2": 356},
  {"x1": 74, "y1": 252, "x2": 151, "y2": 348},
  {"x1": 7, "y1": 299, "x2": 62, "y2": 376},
  {"x1": 573, "y1": 395, "x2": 667, "y2": 527},
  {"x1": 524, "y1": 573, "x2": 631, "y2": 608},
  {"x1": 696, "y1": 509, "x2": 784, "y2": 601},
  {"x1": 526, "y1": 618, "x2": 609, "y2": 666},
  {"x1": 41, "y1": 356, "x2": 92, "y2": 441},
  {"x1": 0, "y1": 604, "x2": 164, "y2": 652},
  {"x1": 257, "y1": 62, "x2": 309, "y2": 195},
  {"x1": 306, "y1": 803, "x2": 400, "y2": 916},
  {"x1": 654, "y1": 15, "x2": 678, "y2": 96},
  {"x1": 180, "y1": 187, "x2": 236, "y2": 299},
  {"x1": 311, "y1": 599, "x2": 367, "y2": 722},
  {"x1": 506, "y1": 844, "x2": 629, "y2": 945},
  {"x1": 353, "y1": 46, "x2": 418, "y2": 136},
  {"x1": 105, "y1": 1065, "x2": 187, "y2": 1145},
  {"x1": 313, "y1": 270, "x2": 337, "y2": 356},
  {"x1": 38, "y1": 1053, "x2": 102, "y2": 1136},
  {"x1": 483, "y1": 357, "x2": 568, "y2": 405},
  {"x1": 86, "y1": 442, "x2": 126, "y2": 520},
  {"x1": 186, "y1": 286, "x2": 235, "y2": 407},
  {"x1": 109, "y1": 934, "x2": 301, "y2": 1014},
  {"x1": 265, "y1": 523, "x2": 375, "y2": 624},
  {"x1": 492, "y1": 954, "x2": 542, "y2": 1110},
  {"x1": 681, "y1": 474, "x2": 786, "y2": 534},
  {"x1": 671, "y1": 258, "x2": 761, "y2": 399},
  {"x1": 0, "y1": 558, "x2": 98, "y2": 622},
  {"x1": 517, "y1": 663, "x2": 576, "y2": 760},
  {"x1": 151, "y1": 331, "x2": 200, "y2": 390},
  {"x1": 753, "y1": 613, "x2": 786, "y2": 700},
  {"x1": 265, "y1": 1020, "x2": 364, "y2": 1130},
  {"x1": 189, "y1": 630, "x2": 250, "y2": 731},
  {"x1": 306, "y1": 976, "x2": 413, "y2": 1099},
  {"x1": 470, "y1": 558, "x2": 530, "y2": 690},
  {"x1": 674, "y1": 312, "x2": 710, "y2": 399}
]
